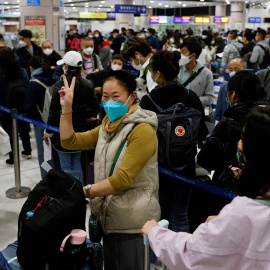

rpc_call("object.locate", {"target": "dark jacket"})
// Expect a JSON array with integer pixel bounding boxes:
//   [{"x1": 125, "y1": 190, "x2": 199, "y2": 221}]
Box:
[
  {"x1": 140, "y1": 81, "x2": 207, "y2": 179},
  {"x1": 0, "y1": 68, "x2": 29, "y2": 118},
  {"x1": 197, "y1": 100, "x2": 270, "y2": 182},
  {"x1": 25, "y1": 72, "x2": 56, "y2": 122},
  {"x1": 256, "y1": 66, "x2": 270, "y2": 103},
  {"x1": 15, "y1": 42, "x2": 43, "y2": 76},
  {"x1": 146, "y1": 35, "x2": 160, "y2": 50},
  {"x1": 45, "y1": 72, "x2": 100, "y2": 152},
  {"x1": 111, "y1": 35, "x2": 125, "y2": 54},
  {"x1": 41, "y1": 50, "x2": 62, "y2": 67},
  {"x1": 239, "y1": 42, "x2": 255, "y2": 57}
]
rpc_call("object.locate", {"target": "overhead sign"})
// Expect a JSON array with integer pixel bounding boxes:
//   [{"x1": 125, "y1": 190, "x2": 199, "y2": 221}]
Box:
[
  {"x1": 27, "y1": 0, "x2": 40, "y2": 6},
  {"x1": 248, "y1": 17, "x2": 261, "y2": 23},
  {"x1": 194, "y1": 16, "x2": 211, "y2": 23},
  {"x1": 79, "y1": 12, "x2": 107, "y2": 19},
  {"x1": 115, "y1": 4, "x2": 146, "y2": 14},
  {"x1": 214, "y1": 16, "x2": 229, "y2": 23},
  {"x1": 174, "y1": 16, "x2": 190, "y2": 23},
  {"x1": 60, "y1": 1, "x2": 64, "y2": 7},
  {"x1": 150, "y1": 16, "x2": 168, "y2": 24},
  {"x1": 107, "y1": 12, "x2": 116, "y2": 19}
]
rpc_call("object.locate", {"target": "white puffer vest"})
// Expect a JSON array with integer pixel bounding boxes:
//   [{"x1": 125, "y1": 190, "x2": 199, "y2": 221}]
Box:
[{"x1": 90, "y1": 106, "x2": 160, "y2": 234}]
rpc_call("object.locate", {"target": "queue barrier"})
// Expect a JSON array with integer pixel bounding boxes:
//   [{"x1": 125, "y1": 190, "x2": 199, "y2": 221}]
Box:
[{"x1": 0, "y1": 105, "x2": 237, "y2": 201}]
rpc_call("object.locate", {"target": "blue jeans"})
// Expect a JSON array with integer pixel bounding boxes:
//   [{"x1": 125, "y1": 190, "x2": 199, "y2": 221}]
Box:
[
  {"x1": 159, "y1": 174, "x2": 192, "y2": 232},
  {"x1": 34, "y1": 125, "x2": 54, "y2": 179},
  {"x1": 57, "y1": 151, "x2": 83, "y2": 182}
]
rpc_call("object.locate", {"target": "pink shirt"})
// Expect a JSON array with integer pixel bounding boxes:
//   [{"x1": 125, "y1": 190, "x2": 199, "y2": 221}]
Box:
[
  {"x1": 149, "y1": 196, "x2": 270, "y2": 270},
  {"x1": 82, "y1": 55, "x2": 93, "y2": 74}
]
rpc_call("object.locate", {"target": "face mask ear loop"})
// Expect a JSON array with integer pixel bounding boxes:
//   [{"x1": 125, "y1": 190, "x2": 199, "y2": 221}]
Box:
[{"x1": 122, "y1": 95, "x2": 132, "y2": 108}]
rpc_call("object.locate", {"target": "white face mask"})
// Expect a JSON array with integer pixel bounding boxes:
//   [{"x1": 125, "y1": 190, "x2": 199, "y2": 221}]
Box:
[
  {"x1": 111, "y1": 64, "x2": 122, "y2": 71},
  {"x1": 145, "y1": 33, "x2": 150, "y2": 37},
  {"x1": 229, "y1": 71, "x2": 236, "y2": 77},
  {"x1": 88, "y1": 35, "x2": 93, "y2": 38},
  {"x1": 170, "y1": 38, "x2": 174, "y2": 44},
  {"x1": 131, "y1": 55, "x2": 142, "y2": 70},
  {"x1": 94, "y1": 33, "x2": 99, "y2": 38},
  {"x1": 140, "y1": 34, "x2": 145, "y2": 38},
  {"x1": 62, "y1": 66, "x2": 67, "y2": 74},
  {"x1": 19, "y1": 40, "x2": 27, "y2": 47},
  {"x1": 202, "y1": 35, "x2": 207, "y2": 39},
  {"x1": 83, "y1": 47, "x2": 93, "y2": 56},
  {"x1": 43, "y1": 48, "x2": 53, "y2": 56},
  {"x1": 179, "y1": 53, "x2": 193, "y2": 66}
]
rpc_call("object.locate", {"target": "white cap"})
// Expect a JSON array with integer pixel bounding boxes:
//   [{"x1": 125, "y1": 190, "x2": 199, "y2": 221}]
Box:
[{"x1": 57, "y1": 51, "x2": 83, "y2": 67}]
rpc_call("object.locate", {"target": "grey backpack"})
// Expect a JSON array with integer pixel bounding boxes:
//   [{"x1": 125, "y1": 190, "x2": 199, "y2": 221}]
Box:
[{"x1": 32, "y1": 79, "x2": 53, "y2": 124}]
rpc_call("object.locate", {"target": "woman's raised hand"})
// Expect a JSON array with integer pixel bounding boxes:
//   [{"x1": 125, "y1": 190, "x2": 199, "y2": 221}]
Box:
[{"x1": 59, "y1": 76, "x2": 76, "y2": 111}]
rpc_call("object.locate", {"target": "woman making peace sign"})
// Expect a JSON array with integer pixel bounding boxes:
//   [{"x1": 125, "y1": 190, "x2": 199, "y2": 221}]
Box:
[{"x1": 60, "y1": 70, "x2": 160, "y2": 270}]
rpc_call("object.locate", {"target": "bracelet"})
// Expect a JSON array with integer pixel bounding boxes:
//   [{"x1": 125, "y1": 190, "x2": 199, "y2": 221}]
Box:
[{"x1": 60, "y1": 110, "x2": 73, "y2": 115}]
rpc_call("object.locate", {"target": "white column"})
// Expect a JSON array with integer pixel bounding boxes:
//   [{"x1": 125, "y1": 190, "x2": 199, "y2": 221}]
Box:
[
  {"x1": 115, "y1": 0, "x2": 134, "y2": 30},
  {"x1": 215, "y1": 5, "x2": 226, "y2": 16},
  {"x1": 230, "y1": 1, "x2": 246, "y2": 31}
]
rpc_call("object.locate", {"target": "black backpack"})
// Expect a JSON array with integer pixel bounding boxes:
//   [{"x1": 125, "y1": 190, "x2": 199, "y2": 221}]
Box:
[
  {"x1": 17, "y1": 169, "x2": 86, "y2": 270},
  {"x1": 147, "y1": 87, "x2": 202, "y2": 171},
  {"x1": 258, "y1": 45, "x2": 270, "y2": 70}
]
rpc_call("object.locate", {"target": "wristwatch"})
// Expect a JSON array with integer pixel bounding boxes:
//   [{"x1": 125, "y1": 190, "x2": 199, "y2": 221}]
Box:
[{"x1": 85, "y1": 184, "x2": 95, "y2": 199}]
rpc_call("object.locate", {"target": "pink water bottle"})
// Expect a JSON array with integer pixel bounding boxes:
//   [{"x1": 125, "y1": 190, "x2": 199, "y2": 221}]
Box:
[{"x1": 60, "y1": 229, "x2": 87, "y2": 270}]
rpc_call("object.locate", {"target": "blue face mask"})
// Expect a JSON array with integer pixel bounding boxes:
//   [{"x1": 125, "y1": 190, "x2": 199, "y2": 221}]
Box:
[
  {"x1": 211, "y1": 40, "x2": 215, "y2": 45},
  {"x1": 151, "y1": 72, "x2": 158, "y2": 83},
  {"x1": 103, "y1": 95, "x2": 131, "y2": 122}
]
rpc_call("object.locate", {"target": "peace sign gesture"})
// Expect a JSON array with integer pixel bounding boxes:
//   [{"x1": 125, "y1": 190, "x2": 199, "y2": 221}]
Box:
[{"x1": 59, "y1": 76, "x2": 76, "y2": 111}]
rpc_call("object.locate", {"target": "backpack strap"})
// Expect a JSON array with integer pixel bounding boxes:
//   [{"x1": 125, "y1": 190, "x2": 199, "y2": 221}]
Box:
[
  {"x1": 109, "y1": 124, "x2": 138, "y2": 177},
  {"x1": 257, "y1": 44, "x2": 268, "y2": 53},
  {"x1": 182, "y1": 66, "x2": 204, "y2": 87},
  {"x1": 92, "y1": 53, "x2": 97, "y2": 70},
  {"x1": 147, "y1": 94, "x2": 164, "y2": 112},
  {"x1": 31, "y1": 78, "x2": 47, "y2": 89}
]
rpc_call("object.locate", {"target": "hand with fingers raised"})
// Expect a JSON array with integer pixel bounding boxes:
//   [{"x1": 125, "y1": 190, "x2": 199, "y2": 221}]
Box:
[{"x1": 59, "y1": 76, "x2": 76, "y2": 114}]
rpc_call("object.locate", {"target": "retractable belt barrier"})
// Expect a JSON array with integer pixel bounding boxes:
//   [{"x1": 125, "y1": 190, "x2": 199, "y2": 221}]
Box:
[
  {"x1": 0, "y1": 251, "x2": 12, "y2": 270},
  {"x1": 0, "y1": 105, "x2": 237, "y2": 201}
]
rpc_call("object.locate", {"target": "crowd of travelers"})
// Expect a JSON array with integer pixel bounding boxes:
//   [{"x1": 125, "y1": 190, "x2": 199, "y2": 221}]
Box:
[{"x1": 1, "y1": 25, "x2": 270, "y2": 269}]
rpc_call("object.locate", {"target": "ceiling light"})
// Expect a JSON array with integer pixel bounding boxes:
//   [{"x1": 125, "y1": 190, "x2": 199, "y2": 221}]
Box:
[
  {"x1": 6, "y1": 6, "x2": 9, "y2": 9},
  {"x1": 68, "y1": 0, "x2": 71, "y2": 1},
  {"x1": 4, "y1": 2, "x2": 8, "y2": 4},
  {"x1": 101, "y1": 1, "x2": 105, "y2": 3},
  {"x1": 99, "y1": 4, "x2": 102, "y2": 7},
  {"x1": 70, "y1": 4, "x2": 74, "y2": 6},
  {"x1": 133, "y1": 2, "x2": 135, "y2": 4},
  {"x1": 158, "y1": 3, "x2": 162, "y2": 5},
  {"x1": 72, "y1": 7, "x2": 75, "y2": 9},
  {"x1": 178, "y1": 1, "x2": 181, "y2": 3},
  {"x1": 108, "y1": 8, "x2": 111, "y2": 11},
  {"x1": 111, "y1": 5, "x2": 114, "y2": 8},
  {"x1": 183, "y1": 4, "x2": 186, "y2": 7},
  {"x1": 16, "y1": 0, "x2": 19, "y2": 2},
  {"x1": 149, "y1": 6, "x2": 152, "y2": 8},
  {"x1": 98, "y1": 7, "x2": 100, "y2": 9},
  {"x1": 165, "y1": 5, "x2": 168, "y2": 7},
  {"x1": 200, "y1": 0, "x2": 204, "y2": 1}
]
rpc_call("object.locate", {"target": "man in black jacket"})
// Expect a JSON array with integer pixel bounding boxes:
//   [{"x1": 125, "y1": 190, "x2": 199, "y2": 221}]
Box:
[
  {"x1": 240, "y1": 31, "x2": 255, "y2": 58},
  {"x1": 111, "y1": 29, "x2": 125, "y2": 54},
  {"x1": 41, "y1": 40, "x2": 62, "y2": 70},
  {"x1": 15, "y1": 29, "x2": 43, "y2": 78}
]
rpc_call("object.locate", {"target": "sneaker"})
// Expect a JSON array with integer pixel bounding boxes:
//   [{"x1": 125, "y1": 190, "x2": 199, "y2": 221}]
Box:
[
  {"x1": 6, "y1": 159, "x2": 14, "y2": 165},
  {"x1": 21, "y1": 151, "x2": 32, "y2": 159}
]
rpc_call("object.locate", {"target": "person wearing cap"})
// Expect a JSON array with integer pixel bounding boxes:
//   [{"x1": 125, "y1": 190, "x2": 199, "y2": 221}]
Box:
[
  {"x1": 111, "y1": 29, "x2": 126, "y2": 55},
  {"x1": 81, "y1": 36, "x2": 103, "y2": 76},
  {"x1": 43, "y1": 50, "x2": 100, "y2": 182},
  {"x1": 60, "y1": 69, "x2": 160, "y2": 270},
  {"x1": 41, "y1": 40, "x2": 62, "y2": 70}
]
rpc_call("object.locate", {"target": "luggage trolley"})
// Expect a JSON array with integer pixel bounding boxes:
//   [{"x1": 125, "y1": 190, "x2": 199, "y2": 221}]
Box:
[{"x1": 143, "y1": 219, "x2": 169, "y2": 270}]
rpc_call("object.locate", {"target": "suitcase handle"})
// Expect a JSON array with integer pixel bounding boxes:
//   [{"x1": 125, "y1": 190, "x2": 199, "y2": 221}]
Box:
[{"x1": 143, "y1": 219, "x2": 169, "y2": 245}]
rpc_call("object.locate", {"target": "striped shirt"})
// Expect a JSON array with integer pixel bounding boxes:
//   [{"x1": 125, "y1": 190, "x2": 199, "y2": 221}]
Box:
[{"x1": 82, "y1": 55, "x2": 93, "y2": 74}]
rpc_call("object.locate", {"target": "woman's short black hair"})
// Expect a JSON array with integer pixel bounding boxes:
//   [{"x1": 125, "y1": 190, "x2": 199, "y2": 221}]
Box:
[
  {"x1": 238, "y1": 106, "x2": 270, "y2": 198},
  {"x1": 227, "y1": 70, "x2": 266, "y2": 101},
  {"x1": 29, "y1": 56, "x2": 52, "y2": 77},
  {"x1": 149, "y1": 50, "x2": 180, "y2": 82},
  {"x1": 103, "y1": 70, "x2": 136, "y2": 96}
]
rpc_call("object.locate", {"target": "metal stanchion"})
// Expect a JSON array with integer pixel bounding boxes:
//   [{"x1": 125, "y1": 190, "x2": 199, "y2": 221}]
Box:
[{"x1": 6, "y1": 109, "x2": 31, "y2": 199}]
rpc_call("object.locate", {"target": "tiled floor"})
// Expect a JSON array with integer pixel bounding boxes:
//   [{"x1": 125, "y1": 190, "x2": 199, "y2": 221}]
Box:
[{"x1": 0, "y1": 126, "x2": 90, "y2": 251}]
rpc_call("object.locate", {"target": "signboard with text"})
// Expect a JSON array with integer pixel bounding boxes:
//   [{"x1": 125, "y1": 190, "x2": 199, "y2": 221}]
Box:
[
  {"x1": 27, "y1": 0, "x2": 40, "y2": 6},
  {"x1": 194, "y1": 16, "x2": 211, "y2": 23},
  {"x1": 25, "y1": 16, "x2": 45, "y2": 46},
  {"x1": 150, "y1": 16, "x2": 168, "y2": 24},
  {"x1": 115, "y1": 5, "x2": 146, "y2": 14},
  {"x1": 248, "y1": 17, "x2": 261, "y2": 23},
  {"x1": 174, "y1": 16, "x2": 190, "y2": 23},
  {"x1": 79, "y1": 12, "x2": 107, "y2": 19},
  {"x1": 214, "y1": 16, "x2": 229, "y2": 23}
]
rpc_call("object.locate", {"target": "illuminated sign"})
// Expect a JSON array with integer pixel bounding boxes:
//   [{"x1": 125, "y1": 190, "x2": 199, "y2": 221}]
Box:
[
  {"x1": 150, "y1": 15, "x2": 168, "y2": 24},
  {"x1": 174, "y1": 16, "x2": 191, "y2": 23},
  {"x1": 79, "y1": 12, "x2": 107, "y2": 19},
  {"x1": 194, "y1": 16, "x2": 211, "y2": 23},
  {"x1": 248, "y1": 17, "x2": 261, "y2": 23},
  {"x1": 214, "y1": 16, "x2": 229, "y2": 23}
]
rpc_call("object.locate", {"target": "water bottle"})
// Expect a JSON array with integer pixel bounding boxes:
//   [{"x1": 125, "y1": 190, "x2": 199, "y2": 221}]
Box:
[{"x1": 60, "y1": 229, "x2": 87, "y2": 270}]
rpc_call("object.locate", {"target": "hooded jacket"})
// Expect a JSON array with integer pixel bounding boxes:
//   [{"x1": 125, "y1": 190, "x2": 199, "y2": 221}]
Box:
[
  {"x1": 90, "y1": 106, "x2": 160, "y2": 233},
  {"x1": 221, "y1": 40, "x2": 243, "y2": 67}
]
